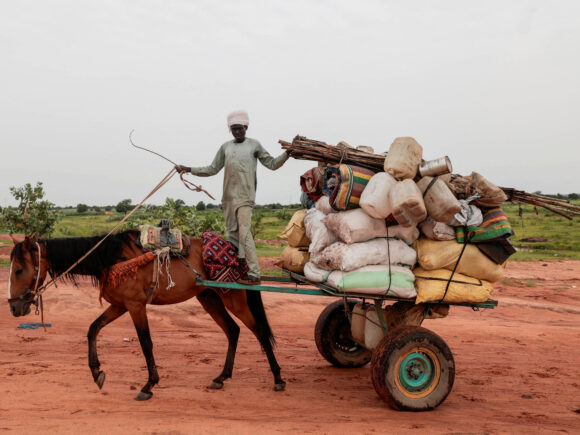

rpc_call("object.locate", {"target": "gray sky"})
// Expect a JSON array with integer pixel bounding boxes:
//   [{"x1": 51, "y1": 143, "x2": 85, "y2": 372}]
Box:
[{"x1": 1, "y1": 0, "x2": 579, "y2": 207}]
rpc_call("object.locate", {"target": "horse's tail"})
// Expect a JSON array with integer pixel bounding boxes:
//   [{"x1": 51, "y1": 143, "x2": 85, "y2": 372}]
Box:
[{"x1": 246, "y1": 290, "x2": 276, "y2": 349}]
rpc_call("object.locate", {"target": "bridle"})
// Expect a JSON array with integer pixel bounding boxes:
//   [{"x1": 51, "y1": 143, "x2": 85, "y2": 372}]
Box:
[{"x1": 8, "y1": 241, "x2": 48, "y2": 324}]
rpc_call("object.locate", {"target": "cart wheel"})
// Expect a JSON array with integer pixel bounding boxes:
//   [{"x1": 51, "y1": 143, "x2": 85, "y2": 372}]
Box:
[
  {"x1": 370, "y1": 326, "x2": 454, "y2": 411},
  {"x1": 314, "y1": 299, "x2": 372, "y2": 368}
]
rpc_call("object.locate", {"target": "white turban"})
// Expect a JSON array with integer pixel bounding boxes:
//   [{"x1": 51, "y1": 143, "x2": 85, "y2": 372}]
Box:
[{"x1": 227, "y1": 110, "x2": 249, "y2": 128}]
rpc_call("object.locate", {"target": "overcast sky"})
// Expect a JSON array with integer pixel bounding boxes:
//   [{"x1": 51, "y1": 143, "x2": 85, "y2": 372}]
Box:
[{"x1": 1, "y1": 0, "x2": 579, "y2": 207}]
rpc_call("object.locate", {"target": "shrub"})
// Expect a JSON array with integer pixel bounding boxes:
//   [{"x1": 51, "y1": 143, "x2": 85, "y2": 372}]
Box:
[{"x1": 0, "y1": 182, "x2": 60, "y2": 238}]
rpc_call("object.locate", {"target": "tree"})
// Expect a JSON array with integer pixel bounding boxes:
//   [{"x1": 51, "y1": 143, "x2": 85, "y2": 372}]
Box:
[
  {"x1": 0, "y1": 182, "x2": 60, "y2": 237},
  {"x1": 569, "y1": 193, "x2": 579, "y2": 200},
  {"x1": 196, "y1": 201, "x2": 206, "y2": 211},
  {"x1": 76, "y1": 203, "x2": 89, "y2": 213},
  {"x1": 116, "y1": 199, "x2": 133, "y2": 214}
]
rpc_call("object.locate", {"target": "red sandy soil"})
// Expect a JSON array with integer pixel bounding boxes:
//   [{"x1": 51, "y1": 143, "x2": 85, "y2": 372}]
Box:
[{"x1": 1, "y1": 250, "x2": 579, "y2": 433}]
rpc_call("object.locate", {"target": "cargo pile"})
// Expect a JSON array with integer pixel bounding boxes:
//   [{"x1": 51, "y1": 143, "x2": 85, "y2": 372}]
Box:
[{"x1": 277, "y1": 135, "x2": 526, "y2": 305}]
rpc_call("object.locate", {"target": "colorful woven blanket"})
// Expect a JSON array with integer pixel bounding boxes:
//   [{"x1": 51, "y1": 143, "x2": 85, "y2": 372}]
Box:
[
  {"x1": 201, "y1": 231, "x2": 248, "y2": 287},
  {"x1": 322, "y1": 164, "x2": 375, "y2": 211},
  {"x1": 455, "y1": 207, "x2": 514, "y2": 243}
]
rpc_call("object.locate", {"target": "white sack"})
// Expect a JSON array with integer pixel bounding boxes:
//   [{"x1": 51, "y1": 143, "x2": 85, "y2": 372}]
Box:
[
  {"x1": 359, "y1": 172, "x2": 396, "y2": 219},
  {"x1": 303, "y1": 208, "x2": 338, "y2": 254},
  {"x1": 303, "y1": 261, "x2": 331, "y2": 283},
  {"x1": 310, "y1": 238, "x2": 417, "y2": 272},
  {"x1": 386, "y1": 224, "x2": 420, "y2": 245},
  {"x1": 326, "y1": 264, "x2": 417, "y2": 299},
  {"x1": 323, "y1": 209, "x2": 387, "y2": 244},
  {"x1": 315, "y1": 196, "x2": 336, "y2": 215}
]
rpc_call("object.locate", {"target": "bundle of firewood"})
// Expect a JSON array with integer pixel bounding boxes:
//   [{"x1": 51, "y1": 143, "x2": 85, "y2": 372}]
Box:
[
  {"x1": 279, "y1": 136, "x2": 384, "y2": 171},
  {"x1": 280, "y1": 135, "x2": 579, "y2": 220}
]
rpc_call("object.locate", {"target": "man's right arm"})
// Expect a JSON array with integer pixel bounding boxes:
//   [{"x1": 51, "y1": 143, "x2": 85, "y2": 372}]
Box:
[{"x1": 176, "y1": 145, "x2": 225, "y2": 177}]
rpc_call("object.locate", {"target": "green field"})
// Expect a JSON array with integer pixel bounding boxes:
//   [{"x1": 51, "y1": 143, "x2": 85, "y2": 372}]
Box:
[
  {"x1": 502, "y1": 202, "x2": 580, "y2": 260},
  {"x1": 2, "y1": 202, "x2": 579, "y2": 263}
]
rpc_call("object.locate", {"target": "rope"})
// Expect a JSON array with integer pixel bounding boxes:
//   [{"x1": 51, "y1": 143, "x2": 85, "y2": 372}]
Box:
[
  {"x1": 156, "y1": 247, "x2": 175, "y2": 290},
  {"x1": 383, "y1": 225, "x2": 392, "y2": 297},
  {"x1": 34, "y1": 168, "x2": 177, "y2": 298},
  {"x1": 437, "y1": 225, "x2": 470, "y2": 303}
]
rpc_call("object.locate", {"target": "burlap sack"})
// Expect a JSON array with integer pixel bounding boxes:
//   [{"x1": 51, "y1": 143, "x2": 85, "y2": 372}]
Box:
[
  {"x1": 413, "y1": 267, "x2": 493, "y2": 304},
  {"x1": 278, "y1": 209, "x2": 310, "y2": 248},
  {"x1": 413, "y1": 237, "x2": 505, "y2": 282}
]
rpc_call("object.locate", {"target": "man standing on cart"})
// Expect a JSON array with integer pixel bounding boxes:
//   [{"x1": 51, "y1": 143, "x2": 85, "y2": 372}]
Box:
[{"x1": 175, "y1": 110, "x2": 290, "y2": 284}]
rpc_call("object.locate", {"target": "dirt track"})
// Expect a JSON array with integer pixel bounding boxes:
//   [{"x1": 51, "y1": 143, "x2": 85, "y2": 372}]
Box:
[{"x1": 1, "y1": 260, "x2": 579, "y2": 434}]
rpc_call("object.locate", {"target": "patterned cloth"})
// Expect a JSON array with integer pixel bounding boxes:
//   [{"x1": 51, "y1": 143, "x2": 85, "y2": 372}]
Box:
[
  {"x1": 322, "y1": 164, "x2": 375, "y2": 211},
  {"x1": 201, "y1": 231, "x2": 248, "y2": 285},
  {"x1": 455, "y1": 207, "x2": 514, "y2": 243},
  {"x1": 300, "y1": 167, "x2": 325, "y2": 201}
]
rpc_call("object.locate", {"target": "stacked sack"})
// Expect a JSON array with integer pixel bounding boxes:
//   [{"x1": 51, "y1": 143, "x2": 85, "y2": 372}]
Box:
[{"x1": 279, "y1": 136, "x2": 515, "y2": 305}]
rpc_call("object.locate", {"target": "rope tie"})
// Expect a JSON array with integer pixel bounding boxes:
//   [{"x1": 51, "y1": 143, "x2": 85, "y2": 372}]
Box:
[{"x1": 155, "y1": 247, "x2": 175, "y2": 290}]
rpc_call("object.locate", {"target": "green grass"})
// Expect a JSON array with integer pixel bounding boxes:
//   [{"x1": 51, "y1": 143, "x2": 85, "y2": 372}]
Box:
[
  {"x1": 0, "y1": 258, "x2": 10, "y2": 267},
  {"x1": 255, "y1": 242, "x2": 285, "y2": 257},
  {"x1": 261, "y1": 268, "x2": 286, "y2": 277},
  {"x1": 53, "y1": 213, "x2": 127, "y2": 237},
  {"x1": 502, "y1": 202, "x2": 580, "y2": 260},
  {"x1": 3, "y1": 202, "x2": 579, "y2": 264}
]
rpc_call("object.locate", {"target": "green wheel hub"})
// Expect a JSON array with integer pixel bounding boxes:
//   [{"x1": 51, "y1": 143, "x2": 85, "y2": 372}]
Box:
[{"x1": 398, "y1": 351, "x2": 435, "y2": 392}]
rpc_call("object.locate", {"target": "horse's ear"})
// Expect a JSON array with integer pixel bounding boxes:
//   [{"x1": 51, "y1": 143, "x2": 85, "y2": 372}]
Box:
[{"x1": 9, "y1": 234, "x2": 18, "y2": 244}]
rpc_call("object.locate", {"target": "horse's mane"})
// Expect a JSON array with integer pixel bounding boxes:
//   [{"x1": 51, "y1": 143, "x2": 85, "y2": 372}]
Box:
[{"x1": 42, "y1": 230, "x2": 140, "y2": 286}]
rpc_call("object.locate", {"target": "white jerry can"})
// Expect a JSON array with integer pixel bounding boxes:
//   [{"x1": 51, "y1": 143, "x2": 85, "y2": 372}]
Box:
[
  {"x1": 364, "y1": 306, "x2": 386, "y2": 350},
  {"x1": 350, "y1": 303, "x2": 368, "y2": 345}
]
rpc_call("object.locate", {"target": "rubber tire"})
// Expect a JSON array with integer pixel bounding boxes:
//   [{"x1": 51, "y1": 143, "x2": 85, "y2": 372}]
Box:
[
  {"x1": 370, "y1": 325, "x2": 455, "y2": 411},
  {"x1": 314, "y1": 299, "x2": 372, "y2": 368}
]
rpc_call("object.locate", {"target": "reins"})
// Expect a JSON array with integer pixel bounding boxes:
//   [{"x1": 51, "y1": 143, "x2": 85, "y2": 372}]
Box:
[
  {"x1": 12, "y1": 168, "x2": 191, "y2": 325},
  {"x1": 11, "y1": 133, "x2": 216, "y2": 325},
  {"x1": 32, "y1": 168, "x2": 178, "y2": 299}
]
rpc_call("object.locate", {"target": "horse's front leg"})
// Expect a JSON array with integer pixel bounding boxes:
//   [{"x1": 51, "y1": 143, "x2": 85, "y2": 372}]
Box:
[
  {"x1": 88, "y1": 305, "x2": 127, "y2": 389},
  {"x1": 128, "y1": 303, "x2": 159, "y2": 401}
]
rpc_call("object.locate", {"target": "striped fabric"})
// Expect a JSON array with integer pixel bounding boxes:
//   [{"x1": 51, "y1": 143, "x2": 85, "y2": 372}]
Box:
[
  {"x1": 456, "y1": 207, "x2": 514, "y2": 243},
  {"x1": 323, "y1": 164, "x2": 375, "y2": 211}
]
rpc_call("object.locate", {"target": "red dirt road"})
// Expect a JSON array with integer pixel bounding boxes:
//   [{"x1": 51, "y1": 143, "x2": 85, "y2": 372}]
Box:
[{"x1": 1, "y1": 260, "x2": 579, "y2": 434}]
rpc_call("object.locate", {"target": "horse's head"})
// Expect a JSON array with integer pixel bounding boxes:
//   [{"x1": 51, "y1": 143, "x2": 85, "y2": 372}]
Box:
[{"x1": 8, "y1": 237, "x2": 49, "y2": 317}]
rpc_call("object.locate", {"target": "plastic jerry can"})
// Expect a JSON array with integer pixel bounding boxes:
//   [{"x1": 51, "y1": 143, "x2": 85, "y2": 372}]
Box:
[
  {"x1": 364, "y1": 306, "x2": 385, "y2": 350},
  {"x1": 389, "y1": 179, "x2": 427, "y2": 227},
  {"x1": 350, "y1": 303, "x2": 368, "y2": 345},
  {"x1": 384, "y1": 137, "x2": 423, "y2": 180},
  {"x1": 416, "y1": 176, "x2": 462, "y2": 223},
  {"x1": 360, "y1": 172, "x2": 397, "y2": 219}
]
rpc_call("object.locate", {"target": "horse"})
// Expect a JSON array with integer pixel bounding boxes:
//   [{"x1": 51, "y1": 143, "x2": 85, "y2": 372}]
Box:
[{"x1": 7, "y1": 231, "x2": 286, "y2": 400}]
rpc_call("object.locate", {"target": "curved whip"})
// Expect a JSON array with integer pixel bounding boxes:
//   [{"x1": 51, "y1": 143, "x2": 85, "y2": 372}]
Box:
[{"x1": 129, "y1": 130, "x2": 215, "y2": 200}]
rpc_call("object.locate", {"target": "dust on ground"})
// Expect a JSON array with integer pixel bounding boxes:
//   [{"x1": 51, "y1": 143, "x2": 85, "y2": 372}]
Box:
[{"x1": 1, "y1": 256, "x2": 579, "y2": 434}]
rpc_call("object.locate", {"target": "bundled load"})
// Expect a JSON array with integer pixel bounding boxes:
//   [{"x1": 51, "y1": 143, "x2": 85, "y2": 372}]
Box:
[{"x1": 277, "y1": 134, "x2": 530, "y2": 304}]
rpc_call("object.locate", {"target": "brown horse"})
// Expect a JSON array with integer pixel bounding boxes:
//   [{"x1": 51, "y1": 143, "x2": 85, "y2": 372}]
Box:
[{"x1": 7, "y1": 231, "x2": 285, "y2": 400}]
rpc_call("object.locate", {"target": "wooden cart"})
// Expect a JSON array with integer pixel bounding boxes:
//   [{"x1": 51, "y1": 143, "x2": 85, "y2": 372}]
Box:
[{"x1": 196, "y1": 271, "x2": 497, "y2": 411}]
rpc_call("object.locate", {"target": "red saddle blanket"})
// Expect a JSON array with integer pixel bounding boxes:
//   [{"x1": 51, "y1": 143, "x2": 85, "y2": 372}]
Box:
[{"x1": 202, "y1": 231, "x2": 248, "y2": 284}]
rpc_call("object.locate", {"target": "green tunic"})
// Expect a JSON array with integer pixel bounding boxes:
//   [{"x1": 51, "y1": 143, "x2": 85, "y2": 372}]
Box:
[
  {"x1": 189, "y1": 138, "x2": 289, "y2": 207},
  {"x1": 189, "y1": 138, "x2": 289, "y2": 278}
]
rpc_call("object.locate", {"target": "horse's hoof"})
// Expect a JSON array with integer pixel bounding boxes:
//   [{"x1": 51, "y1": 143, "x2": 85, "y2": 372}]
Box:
[
  {"x1": 208, "y1": 381, "x2": 224, "y2": 390},
  {"x1": 273, "y1": 381, "x2": 286, "y2": 392},
  {"x1": 135, "y1": 391, "x2": 153, "y2": 401},
  {"x1": 96, "y1": 371, "x2": 106, "y2": 390}
]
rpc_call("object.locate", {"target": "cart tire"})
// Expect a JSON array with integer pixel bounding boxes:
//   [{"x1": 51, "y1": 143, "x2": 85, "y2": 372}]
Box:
[
  {"x1": 370, "y1": 326, "x2": 454, "y2": 411},
  {"x1": 314, "y1": 299, "x2": 372, "y2": 368}
]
